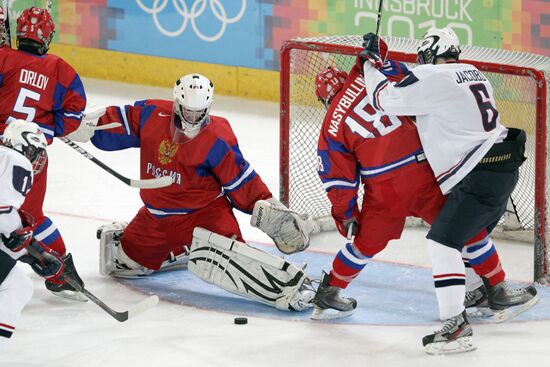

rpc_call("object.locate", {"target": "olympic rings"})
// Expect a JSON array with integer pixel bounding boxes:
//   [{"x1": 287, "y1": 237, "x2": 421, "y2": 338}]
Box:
[{"x1": 136, "y1": 0, "x2": 246, "y2": 42}]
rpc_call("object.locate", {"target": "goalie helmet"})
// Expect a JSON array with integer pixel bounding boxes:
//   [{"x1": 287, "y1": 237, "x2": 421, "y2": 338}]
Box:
[
  {"x1": 2, "y1": 119, "x2": 48, "y2": 174},
  {"x1": 16, "y1": 7, "x2": 55, "y2": 55},
  {"x1": 417, "y1": 27, "x2": 461, "y2": 65},
  {"x1": 315, "y1": 66, "x2": 348, "y2": 108},
  {"x1": 172, "y1": 74, "x2": 214, "y2": 141}
]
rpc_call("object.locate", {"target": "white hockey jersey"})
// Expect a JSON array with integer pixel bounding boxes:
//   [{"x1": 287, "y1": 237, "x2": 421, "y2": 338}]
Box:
[
  {"x1": 0, "y1": 146, "x2": 33, "y2": 260},
  {"x1": 363, "y1": 61, "x2": 507, "y2": 194}
]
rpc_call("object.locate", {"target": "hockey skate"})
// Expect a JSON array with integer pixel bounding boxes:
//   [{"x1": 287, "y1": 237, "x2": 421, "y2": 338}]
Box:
[
  {"x1": 45, "y1": 253, "x2": 88, "y2": 302},
  {"x1": 423, "y1": 310, "x2": 476, "y2": 355},
  {"x1": 483, "y1": 278, "x2": 539, "y2": 323},
  {"x1": 311, "y1": 272, "x2": 357, "y2": 320},
  {"x1": 464, "y1": 285, "x2": 494, "y2": 318}
]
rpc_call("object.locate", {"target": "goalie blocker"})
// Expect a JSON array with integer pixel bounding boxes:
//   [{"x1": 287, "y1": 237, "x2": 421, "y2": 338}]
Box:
[{"x1": 188, "y1": 227, "x2": 314, "y2": 311}]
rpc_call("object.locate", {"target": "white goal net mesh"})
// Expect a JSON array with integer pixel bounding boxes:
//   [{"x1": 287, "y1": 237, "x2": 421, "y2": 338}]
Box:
[{"x1": 280, "y1": 35, "x2": 550, "y2": 281}]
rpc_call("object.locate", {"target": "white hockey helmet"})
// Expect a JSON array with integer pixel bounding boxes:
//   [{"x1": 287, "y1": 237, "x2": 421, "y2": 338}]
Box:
[
  {"x1": 2, "y1": 119, "x2": 48, "y2": 174},
  {"x1": 417, "y1": 27, "x2": 461, "y2": 65},
  {"x1": 172, "y1": 73, "x2": 214, "y2": 140}
]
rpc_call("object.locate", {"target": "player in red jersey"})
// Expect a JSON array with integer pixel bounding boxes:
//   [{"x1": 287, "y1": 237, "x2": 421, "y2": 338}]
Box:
[
  {"x1": 0, "y1": 7, "x2": 86, "y2": 300},
  {"x1": 311, "y1": 42, "x2": 537, "y2": 324},
  {"x1": 72, "y1": 73, "x2": 317, "y2": 311}
]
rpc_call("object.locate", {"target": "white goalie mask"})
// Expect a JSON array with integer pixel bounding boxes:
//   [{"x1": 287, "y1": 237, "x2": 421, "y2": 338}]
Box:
[
  {"x1": 171, "y1": 74, "x2": 214, "y2": 141},
  {"x1": 2, "y1": 119, "x2": 48, "y2": 174},
  {"x1": 417, "y1": 27, "x2": 461, "y2": 65}
]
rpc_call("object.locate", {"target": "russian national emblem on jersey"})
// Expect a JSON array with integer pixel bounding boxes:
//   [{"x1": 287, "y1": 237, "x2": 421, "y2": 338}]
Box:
[{"x1": 158, "y1": 140, "x2": 178, "y2": 164}]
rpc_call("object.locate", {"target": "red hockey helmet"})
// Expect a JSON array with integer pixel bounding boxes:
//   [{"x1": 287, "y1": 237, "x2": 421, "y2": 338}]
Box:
[
  {"x1": 315, "y1": 66, "x2": 348, "y2": 108},
  {"x1": 16, "y1": 7, "x2": 55, "y2": 49}
]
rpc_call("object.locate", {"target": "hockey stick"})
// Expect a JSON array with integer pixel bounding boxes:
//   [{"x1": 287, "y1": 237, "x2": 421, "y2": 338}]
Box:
[
  {"x1": 58, "y1": 136, "x2": 173, "y2": 189},
  {"x1": 62, "y1": 276, "x2": 160, "y2": 322},
  {"x1": 25, "y1": 244, "x2": 159, "y2": 322},
  {"x1": 375, "y1": 0, "x2": 384, "y2": 36}
]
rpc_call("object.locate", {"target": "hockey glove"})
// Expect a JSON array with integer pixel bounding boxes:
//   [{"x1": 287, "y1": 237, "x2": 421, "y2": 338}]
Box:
[
  {"x1": 359, "y1": 32, "x2": 383, "y2": 69},
  {"x1": 20, "y1": 241, "x2": 65, "y2": 281},
  {"x1": 1, "y1": 210, "x2": 35, "y2": 252},
  {"x1": 335, "y1": 217, "x2": 359, "y2": 240},
  {"x1": 66, "y1": 104, "x2": 106, "y2": 143}
]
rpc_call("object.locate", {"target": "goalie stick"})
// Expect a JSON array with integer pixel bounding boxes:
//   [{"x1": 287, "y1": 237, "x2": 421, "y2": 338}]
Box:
[
  {"x1": 25, "y1": 244, "x2": 159, "y2": 322},
  {"x1": 59, "y1": 135, "x2": 173, "y2": 189}
]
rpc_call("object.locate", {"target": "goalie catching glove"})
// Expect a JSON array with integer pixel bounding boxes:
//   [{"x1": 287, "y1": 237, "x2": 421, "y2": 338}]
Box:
[{"x1": 250, "y1": 198, "x2": 318, "y2": 254}]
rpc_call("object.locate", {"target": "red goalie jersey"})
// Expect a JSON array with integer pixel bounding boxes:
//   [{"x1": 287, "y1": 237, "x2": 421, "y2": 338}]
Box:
[{"x1": 91, "y1": 99, "x2": 272, "y2": 217}]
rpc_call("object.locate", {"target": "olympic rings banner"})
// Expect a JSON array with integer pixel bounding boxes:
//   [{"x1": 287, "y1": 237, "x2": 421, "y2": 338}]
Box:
[{"x1": 7, "y1": 0, "x2": 550, "y2": 71}]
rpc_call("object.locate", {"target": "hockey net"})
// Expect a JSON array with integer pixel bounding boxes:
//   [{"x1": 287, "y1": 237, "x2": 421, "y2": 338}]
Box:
[{"x1": 279, "y1": 35, "x2": 550, "y2": 282}]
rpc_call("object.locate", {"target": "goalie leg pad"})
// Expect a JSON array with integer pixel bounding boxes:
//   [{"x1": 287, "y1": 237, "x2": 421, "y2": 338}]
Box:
[
  {"x1": 188, "y1": 227, "x2": 313, "y2": 311},
  {"x1": 98, "y1": 222, "x2": 189, "y2": 278},
  {"x1": 250, "y1": 199, "x2": 319, "y2": 254}
]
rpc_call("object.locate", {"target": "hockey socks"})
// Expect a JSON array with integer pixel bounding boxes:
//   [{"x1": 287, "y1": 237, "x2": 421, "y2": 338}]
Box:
[
  {"x1": 329, "y1": 242, "x2": 372, "y2": 288},
  {"x1": 463, "y1": 236, "x2": 505, "y2": 287},
  {"x1": 427, "y1": 239, "x2": 466, "y2": 320}
]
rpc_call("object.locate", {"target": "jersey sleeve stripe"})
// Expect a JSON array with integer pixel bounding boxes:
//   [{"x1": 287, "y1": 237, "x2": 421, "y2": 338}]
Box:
[{"x1": 222, "y1": 165, "x2": 255, "y2": 191}]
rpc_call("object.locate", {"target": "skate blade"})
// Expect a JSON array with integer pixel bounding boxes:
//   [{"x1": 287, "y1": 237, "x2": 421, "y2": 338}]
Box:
[
  {"x1": 466, "y1": 306, "x2": 494, "y2": 319},
  {"x1": 492, "y1": 294, "x2": 540, "y2": 323},
  {"x1": 424, "y1": 336, "x2": 477, "y2": 355},
  {"x1": 49, "y1": 290, "x2": 88, "y2": 302},
  {"x1": 310, "y1": 306, "x2": 355, "y2": 320}
]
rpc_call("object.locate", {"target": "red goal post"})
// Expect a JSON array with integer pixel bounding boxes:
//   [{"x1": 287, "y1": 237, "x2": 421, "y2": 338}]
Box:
[{"x1": 279, "y1": 35, "x2": 550, "y2": 282}]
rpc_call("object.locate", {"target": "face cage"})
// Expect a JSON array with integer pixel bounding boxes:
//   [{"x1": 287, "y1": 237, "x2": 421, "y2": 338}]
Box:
[{"x1": 24, "y1": 146, "x2": 47, "y2": 175}]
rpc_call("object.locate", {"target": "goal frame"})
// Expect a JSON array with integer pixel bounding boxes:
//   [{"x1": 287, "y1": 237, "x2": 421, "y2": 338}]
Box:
[{"x1": 279, "y1": 37, "x2": 549, "y2": 282}]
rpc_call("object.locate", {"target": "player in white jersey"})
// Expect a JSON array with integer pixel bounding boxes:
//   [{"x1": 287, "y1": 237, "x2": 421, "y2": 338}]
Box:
[
  {"x1": 0, "y1": 120, "x2": 64, "y2": 351},
  {"x1": 360, "y1": 28, "x2": 536, "y2": 354}
]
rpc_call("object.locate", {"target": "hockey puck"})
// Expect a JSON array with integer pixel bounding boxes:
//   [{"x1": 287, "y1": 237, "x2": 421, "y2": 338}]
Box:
[{"x1": 234, "y1": 317, "x2": 248, "y2": 325}]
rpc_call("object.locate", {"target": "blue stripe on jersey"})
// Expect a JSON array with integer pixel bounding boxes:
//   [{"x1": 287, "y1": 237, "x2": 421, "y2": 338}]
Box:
[
  {"x1": 317, "y1": 150, "x2": 332, "y2": 175},
  {"x1": 138, "y1": 104, "x2": 156, "y2": 130},
  {"x1": 222, "y1": 164, "x2": 257, "y2": 192},
  {"x1": 53, "y1": 83, "x2": 67, "y2": 135},
  {"x1": 437, "y1": 144, "x2": 481, "y2": 186},
  {"x1": 0, "y1": 206, "x2": 13, "y2": 214},
  {"x1": 372, "y1": 79, "x2": 389, "y2": 111},
  {"x1": 395, "y1": 72, "x2": 419, "y2": 88},
  {"x1": 231, "y1": 144, "x2": 246, "y2": 167},
  {"x1": 69, "y1": 73, "x2": 86, "y2": 100},
  {"x1": 91, "y1": 106, "x2": 140, "y2": 150},
  {"x1": 326, "y1": 137, "x2": 352, "y2": 154},
  {"x1": 145, "y1": 203, "x2": 195, "y2": 218},
  {"x1": 381, "y1": 60, "x2": 409, "y2": 78},
  {"x1": 0, "y1": 73, "x2": 4, "y2": 86},
  {"x1": 204, "y1": 138, "x2": 230, "y2": 170},
  {"x1": 360, "y1": 149, "x2": 423, "y2": 179},
  {"x1": 344, "y1": 197, "x2": 357, "y2": 219}
]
